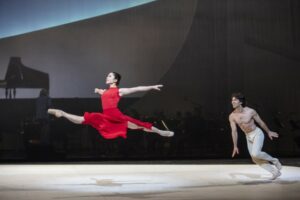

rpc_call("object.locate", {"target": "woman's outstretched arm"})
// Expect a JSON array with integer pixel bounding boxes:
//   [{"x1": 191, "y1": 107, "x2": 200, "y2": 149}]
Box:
[
  {"x1": 119, "y1": 85, "x2": 163, "y2": 96},
  {"x1": 94, "y1": 88, "x2": 106, "y2": 95}
]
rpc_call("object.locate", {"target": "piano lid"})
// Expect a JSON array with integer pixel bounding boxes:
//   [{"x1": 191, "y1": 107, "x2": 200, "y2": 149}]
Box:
[{"x1": 0, "y1": 57, "x2": 49, "y2": 90}]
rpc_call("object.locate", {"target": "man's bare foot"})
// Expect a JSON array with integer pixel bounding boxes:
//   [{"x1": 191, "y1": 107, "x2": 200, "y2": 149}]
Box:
[
  {"x1": 270, "y1": 170, "x2": 281, "y2": 180},
  {"x1": 272, "y1": 159, "x2": 282, "y2": 171},
  {"x1": 48, "y1": 109, "x2": 64, "y2": 118}
]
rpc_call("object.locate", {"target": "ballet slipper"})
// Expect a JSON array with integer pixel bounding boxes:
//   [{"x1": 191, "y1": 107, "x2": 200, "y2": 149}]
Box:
[
  {"x1": 160, "y1": 130, "x2": 174, "y2": 137},
  {"x1": 160, "y1": 120, "x2": 174, "y2": 137}
]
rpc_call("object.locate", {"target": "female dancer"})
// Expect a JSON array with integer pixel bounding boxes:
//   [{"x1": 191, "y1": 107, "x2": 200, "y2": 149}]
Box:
[{"x1": 48, "y1": 72, "x2": 174, "y2": 139}]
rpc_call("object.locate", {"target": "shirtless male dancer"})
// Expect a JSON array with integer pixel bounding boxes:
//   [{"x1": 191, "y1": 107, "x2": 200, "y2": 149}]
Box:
[{"x1": 229, "y1": 93, "x2": 282, "y2": 180}]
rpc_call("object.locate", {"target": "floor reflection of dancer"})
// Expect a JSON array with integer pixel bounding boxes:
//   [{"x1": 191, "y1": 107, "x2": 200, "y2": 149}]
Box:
[
  {"x1": 48, "y1": 72, "x2": 174, "y2": 139},
  {"x1": 229, "y1": 93, "x2": 282, "y2": 180}
]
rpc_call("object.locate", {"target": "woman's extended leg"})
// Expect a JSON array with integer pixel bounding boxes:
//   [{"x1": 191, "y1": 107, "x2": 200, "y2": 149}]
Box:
[
  {"x1": 127, "y1": 121, "x2": 174, "y2": 137},
  {"x1": 48, "y1": 109, "x2": 84, "y2": 124}
]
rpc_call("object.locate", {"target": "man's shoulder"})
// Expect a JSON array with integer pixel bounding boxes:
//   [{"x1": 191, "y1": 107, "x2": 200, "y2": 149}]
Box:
[
  {"x1": 244, "y1": 107, "x2": 258, "y2": 116},
  {"x1": 244, "y1": 106, "x2": 255, "y2": 112},
  {"x1": 229, "y1": 112, "x2": 236, "y2": 119}
]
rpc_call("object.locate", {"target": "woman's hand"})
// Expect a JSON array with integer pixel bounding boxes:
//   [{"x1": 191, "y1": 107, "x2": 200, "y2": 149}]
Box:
[{"x1": 152, "y1": 84, "x2": 163, "y2": 91}]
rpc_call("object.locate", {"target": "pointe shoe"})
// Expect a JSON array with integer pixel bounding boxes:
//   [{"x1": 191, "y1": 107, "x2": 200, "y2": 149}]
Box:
[
  {"x1": 160, "y1": 130, "x2": 174, "y2": 137},
  {"x1": 160, "y1": 120, "x2": 174, "y2": 137},
  {"x1": 48, "y1": 109, "x2": 64, "y2": 118},
  {"x1": 167, "y1": 131, "x2": 174, "y2": 137},
  {"x1": 273, "y1": 159, "x2": 282, "y2": 171}
]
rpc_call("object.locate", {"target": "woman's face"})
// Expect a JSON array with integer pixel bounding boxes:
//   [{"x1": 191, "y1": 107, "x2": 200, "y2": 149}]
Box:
[{"x1": 106, "y1": 72, "x2": 117, "y2": 85}]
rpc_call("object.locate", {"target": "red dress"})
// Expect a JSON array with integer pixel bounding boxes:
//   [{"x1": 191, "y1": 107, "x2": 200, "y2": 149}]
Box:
[{"x1": 82, "y1": 87, "x2": 152, "y2": 139}]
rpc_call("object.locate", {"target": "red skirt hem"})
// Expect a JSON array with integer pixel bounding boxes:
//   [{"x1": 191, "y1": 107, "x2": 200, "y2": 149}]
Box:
[{"x1": 82, "y1": 108, "x2": 152, "y2": 139}]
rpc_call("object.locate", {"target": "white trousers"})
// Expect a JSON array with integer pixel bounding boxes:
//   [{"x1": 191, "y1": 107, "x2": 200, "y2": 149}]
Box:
[{"x1": 246, "y1": 127, "x2": 277, "y2": 174}]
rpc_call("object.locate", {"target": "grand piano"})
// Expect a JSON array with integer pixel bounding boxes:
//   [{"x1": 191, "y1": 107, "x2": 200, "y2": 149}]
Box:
[{"x1": 0, "y1": 57, "x2": 49, "y2": 98}]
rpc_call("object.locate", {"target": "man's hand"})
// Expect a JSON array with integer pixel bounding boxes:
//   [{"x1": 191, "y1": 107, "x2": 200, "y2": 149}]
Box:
[
  {"x1": 268, "y1": 131, "x2": 279, "y2": 140},
  {"x1": 232, "y1": 146, "x2": 239, "y2": 158}
]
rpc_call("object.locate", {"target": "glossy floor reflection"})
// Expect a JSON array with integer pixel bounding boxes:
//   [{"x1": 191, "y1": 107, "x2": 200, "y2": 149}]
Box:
[{"x1": 0, "y1": 164, "x2": 299, "y2": 200}]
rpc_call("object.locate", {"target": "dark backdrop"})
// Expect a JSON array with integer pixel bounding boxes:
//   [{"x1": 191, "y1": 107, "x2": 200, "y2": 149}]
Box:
[{"x1": 0, "y1": 0, "x2": 300, "y2": 161}]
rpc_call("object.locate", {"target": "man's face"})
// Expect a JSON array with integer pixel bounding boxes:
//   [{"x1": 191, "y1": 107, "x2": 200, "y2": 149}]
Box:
[{"x1": 231, "y1": 97, "x2": 242, "y2": 109}]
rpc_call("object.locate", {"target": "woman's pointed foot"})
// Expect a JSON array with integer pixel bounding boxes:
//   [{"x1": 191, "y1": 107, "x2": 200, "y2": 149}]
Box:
[
  {"x1": 48, "y1": 109, "x2": 64, "y2": 118},
  {"x1": 159, "y1": 120, "x2": 174, "y2": 137},
  {"x1": 159, "y1": 130, "x2": 174, "y2": 137}
]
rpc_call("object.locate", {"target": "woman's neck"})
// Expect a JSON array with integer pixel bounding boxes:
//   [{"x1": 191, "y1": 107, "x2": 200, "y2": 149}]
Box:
[{"x1": 109, "y1": 84, "x2": 117, "y2": 88}]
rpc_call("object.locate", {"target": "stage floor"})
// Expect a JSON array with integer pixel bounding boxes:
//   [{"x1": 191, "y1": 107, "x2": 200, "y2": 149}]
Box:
[{"x1": 0, "y1": 163, "x2": 300, "y2": 200}]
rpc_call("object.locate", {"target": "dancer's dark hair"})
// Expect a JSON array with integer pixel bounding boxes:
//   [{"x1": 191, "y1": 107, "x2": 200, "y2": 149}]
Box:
[
  {"x1": 111, "y1": 72, "x2": 121, "y2": 86},
  {"x1": 231, "y1": 92, "x2": 246, "y2": 107}
]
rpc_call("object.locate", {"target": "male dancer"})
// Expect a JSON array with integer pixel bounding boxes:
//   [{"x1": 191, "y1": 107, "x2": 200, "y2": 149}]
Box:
[{"x1": 229, "y1": 93, "x2": 282, "y2": 179}]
